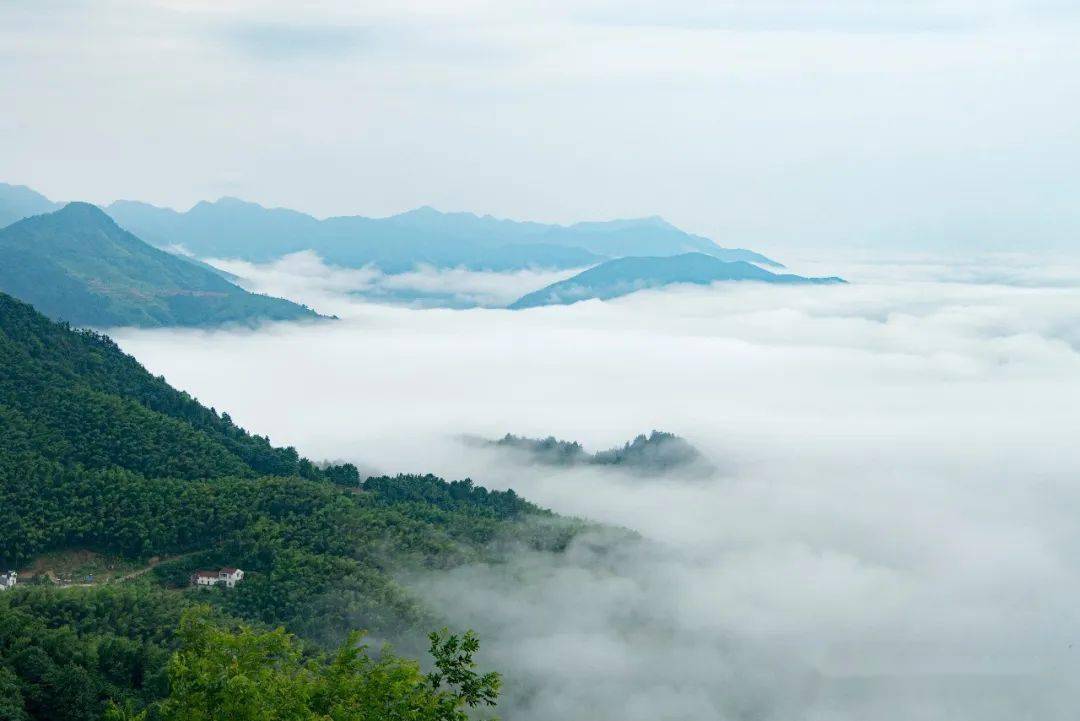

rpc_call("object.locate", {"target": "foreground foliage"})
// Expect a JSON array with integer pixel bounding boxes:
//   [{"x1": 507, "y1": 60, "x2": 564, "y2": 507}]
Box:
[
  {"x1": 108, "y1": 608, "x2": 499, "y2": 721},
  {"x1": 0, "y1": 585, "x2": 177, "y2": 721}
]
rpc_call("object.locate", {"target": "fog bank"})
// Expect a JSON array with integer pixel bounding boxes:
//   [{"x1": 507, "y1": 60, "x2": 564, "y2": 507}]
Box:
[
  {"x1": 111, "y1": 256, "x2": 1080, "y2": 719},
  {"x1": 204, "y1": 251, "x2": 583, "y2": 311}
]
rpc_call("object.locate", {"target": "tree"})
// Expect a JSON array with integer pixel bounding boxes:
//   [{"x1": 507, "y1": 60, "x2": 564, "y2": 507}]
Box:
[
  {"x1": 0, "y1": 666, "x2": 30, "y2": 721},
  {"x1": 142, "y1": 607, "x2": 500, "y2": 721},
  {"x1": 323, "y1": 463, "x2": 361, "y2": 488},
  {"x1": 425, "y1": 629, "x2": 501, "y2": 720}
]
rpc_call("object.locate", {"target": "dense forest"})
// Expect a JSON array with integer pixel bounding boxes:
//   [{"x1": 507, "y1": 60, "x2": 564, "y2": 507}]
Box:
[{"x1": 0, "y1": 291, "x2": 578, "y2": 719}]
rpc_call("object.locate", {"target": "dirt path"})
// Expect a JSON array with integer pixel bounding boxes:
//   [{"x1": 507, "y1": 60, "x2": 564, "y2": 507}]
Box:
[{"x1": 62, "y1": 551, "x2": 199, "y2": 587}]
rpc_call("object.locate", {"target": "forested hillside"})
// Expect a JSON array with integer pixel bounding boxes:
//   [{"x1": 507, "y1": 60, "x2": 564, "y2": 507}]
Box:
[
  {"x1": 0, "y1": 292, "x2": 574, "y2": 720},
  {"x1": 0, "y1": 203, "x2": 322, "y2": 328}
]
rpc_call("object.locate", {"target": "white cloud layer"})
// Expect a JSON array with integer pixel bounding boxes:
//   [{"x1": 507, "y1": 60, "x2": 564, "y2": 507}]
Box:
[
  {"x1": 204, "y1": 251, "x2": 582, "y2": 310},
  {"x1": 109, "y1": 257, "x2": 1080, "y2": 719}
]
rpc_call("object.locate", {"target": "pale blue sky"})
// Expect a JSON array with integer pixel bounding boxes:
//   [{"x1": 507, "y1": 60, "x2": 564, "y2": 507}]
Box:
[{"x1": 2, "y1": 0, "x2": 1079, "y2": 255}]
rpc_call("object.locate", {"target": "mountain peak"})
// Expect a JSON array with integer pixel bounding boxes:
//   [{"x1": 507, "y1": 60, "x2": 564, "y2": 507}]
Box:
[
  {"x1": 189, "y1": 197, "x2": 264, "y2": 214},
  {"x1": 215, "y1": 196, "x2": 255, "y2": 206},
  {"x1": 0, "y1": 203, "x2": 325, "y2": 328},
  {"x1": 394, "y1": 205, "x2": 444, "y2": 219},
  {"x1": 53, "y1": 201, "x2": 116, "y2": 227},
  {"x1": 1, "y1": 181, "x2": 47, "y2": 195}
]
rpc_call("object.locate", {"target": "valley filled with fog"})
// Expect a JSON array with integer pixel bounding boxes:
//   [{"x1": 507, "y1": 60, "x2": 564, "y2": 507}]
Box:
[{"x1": 111, "y1": 256, "x2": 1080, "y2": 720}]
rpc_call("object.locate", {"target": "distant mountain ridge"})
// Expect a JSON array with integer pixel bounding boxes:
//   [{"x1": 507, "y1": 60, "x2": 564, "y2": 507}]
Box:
[
  {"x1": 509, "y1": 252, "x2": 845, "y2": 309},
  {"x1": 0, "y1": 182, "x2": 61, "y2": 227},
  {"x1": 105, "y1": 196, "x2": 781, "y2": 272},
  {"x1": 0, "y1": 202, "x2": 324, "y2": 328},
  {"x1": 0, "y1": 184, "x2": 782, "y2": 272}
]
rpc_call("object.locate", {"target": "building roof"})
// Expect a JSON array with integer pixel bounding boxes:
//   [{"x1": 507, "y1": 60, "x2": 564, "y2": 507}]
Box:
[
  {"x1": 193, "y1": 570, "x2": 219, "y2": 579},
  {"x1": 220, "y1": 567, "x2": 240, "y2": 574}
]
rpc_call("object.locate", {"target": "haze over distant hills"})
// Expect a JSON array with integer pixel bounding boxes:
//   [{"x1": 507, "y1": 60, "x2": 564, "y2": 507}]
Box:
[
  {"x1": 0, "y1": 184, "x2": 851, "y2": 317},
  {"x1": 510, "y1": 252, "x2": 845, "y2": 309},
  {"x1": 0, "y1": 202, "x2": 323, "y2": 328},
  {"x1": 107, "y1": 198, "x2": 781, "y2": 272},
  {"x1": 0, "y1": 183, "x2": 782, "y2": 273},
  {"x1": 0, "y1": 182, "x2": 61, "y2": 227}
]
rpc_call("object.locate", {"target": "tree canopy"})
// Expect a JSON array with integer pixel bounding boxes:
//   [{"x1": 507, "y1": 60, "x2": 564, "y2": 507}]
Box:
[{"x1": 135, "y1": 607, "x2": 499, "y2": 721}]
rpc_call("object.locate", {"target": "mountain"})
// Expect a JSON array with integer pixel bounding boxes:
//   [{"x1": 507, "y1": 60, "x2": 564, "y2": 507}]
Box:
[
  {"x1": 0, "y1": 291, "x2": 570, "y2": 720},
  {"x1": 509, "y1": 252, "x2": 846, "y2": 309},
  {"x1": 103, "y1": 195, "x2": 782, "y2": 272},
  {"x1": 0, "y1": 182, "x2": 61, "y2": 227},
  {"x1": 0, "y1": 202, "x2": 324, "y2": 327},
  {"x1": 475, "y1": 430, "x2": 715, "y2": 476},
  {"x1": 2, "y1": 183, "x2": 787, "y2": 273}
]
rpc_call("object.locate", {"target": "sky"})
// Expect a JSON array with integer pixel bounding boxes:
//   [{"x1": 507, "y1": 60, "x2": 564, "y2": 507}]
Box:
[
  {"x1": 108, "y1": 259, "x2": 1080, "y2": 720},
  {"x1": 6, "y1": 6, "x2": 1080, "y2": 715},
  {"x1": 3, "y1": 0, "x2": 1080, "y2": 256}
]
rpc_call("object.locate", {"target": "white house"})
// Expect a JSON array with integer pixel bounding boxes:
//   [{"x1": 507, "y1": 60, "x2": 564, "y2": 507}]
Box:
[
  {"x1": 0, "y1": 571, "x2": 16, "y2": 592},
  {"x1": 218, "y1": 567, "x2": 244, "y2": 587},
  {"x1": 191, "y1": 567, "x2": 244, "y2": 588}
]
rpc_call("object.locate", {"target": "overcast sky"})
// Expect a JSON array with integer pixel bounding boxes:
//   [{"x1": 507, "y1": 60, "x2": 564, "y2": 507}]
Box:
[{"x1": 3, "y1": 0, "x2": 1080, "y2": 255}]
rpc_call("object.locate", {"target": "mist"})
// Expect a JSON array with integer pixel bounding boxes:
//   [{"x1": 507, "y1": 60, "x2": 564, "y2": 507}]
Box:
[
  {"x1": 204, "y1": 251, "x2": 584, "y2": 311},
  {"x1": 109, "y1": 255, "x2": 1080, "y2": 719}
]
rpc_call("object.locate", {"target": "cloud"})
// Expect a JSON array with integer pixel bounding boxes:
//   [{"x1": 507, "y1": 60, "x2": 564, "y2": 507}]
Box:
[
  {"x1": 203, "y1": 251, "x2": 585, "y2": 311},
  {"x1": 108, "y1": 258, "x2": 1080, "y2": 719}
]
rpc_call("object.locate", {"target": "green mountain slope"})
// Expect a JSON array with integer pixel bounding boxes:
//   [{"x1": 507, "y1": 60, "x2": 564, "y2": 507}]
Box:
[
  {"x1": 0, "y1": 292, "x2": 572, "y2": 720},
  {"x1": 0, "y1": 202, "x2": 323, "y2": 328},
  {"x1": 510, "y1": 252, "x2": 845, "y2": 309},
  {"x1": 0, "y1": 289, "x2": 554, "y2": 567},
  {"x1": 0, "y1": 291, "x2": 322, "y2": 479}
]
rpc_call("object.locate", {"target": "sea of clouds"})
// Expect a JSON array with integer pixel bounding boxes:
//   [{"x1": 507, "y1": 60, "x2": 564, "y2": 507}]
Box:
[
  {"x1": 203, "y1": 251, "x2": 585, "y2": 310},
  {"x1": 110, "y1": 254, "x2": 1080, "y2": 720}
]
